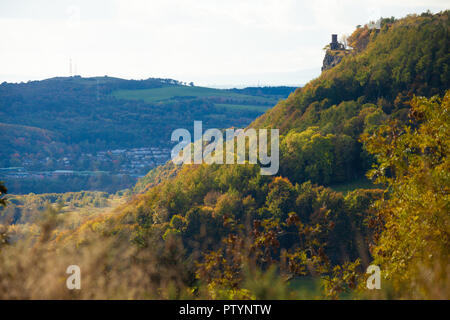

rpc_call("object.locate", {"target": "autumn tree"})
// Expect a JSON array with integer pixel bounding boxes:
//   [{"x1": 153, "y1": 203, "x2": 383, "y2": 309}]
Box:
[{"x1": 361, "y1": 91, "x2": 450, "y2": 298}]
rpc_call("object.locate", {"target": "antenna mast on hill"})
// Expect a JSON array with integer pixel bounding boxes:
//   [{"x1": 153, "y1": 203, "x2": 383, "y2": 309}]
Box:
[{"x1": 96, "y1": 79, "x2": 100, "y2": 101}]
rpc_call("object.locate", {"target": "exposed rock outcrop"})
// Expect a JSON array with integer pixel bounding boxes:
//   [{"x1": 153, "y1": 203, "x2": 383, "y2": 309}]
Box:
[{"x1": 321, "y1": 51, "x2": 344, "y2": 71}]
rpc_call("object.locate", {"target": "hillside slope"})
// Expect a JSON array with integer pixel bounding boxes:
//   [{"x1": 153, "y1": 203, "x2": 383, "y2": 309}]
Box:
[
  {"x1": 123, "y1": 11, "x2": 449, "y2": 242},
  {"x1": 134, "y1": 12, "x2": 449, "y2": 194},
  {"x1": 100, "y1": 12, "x2": 447, "y2": 297},
  {"x1": 253, "y1": 13, "x2": 448, "y2": 132}
]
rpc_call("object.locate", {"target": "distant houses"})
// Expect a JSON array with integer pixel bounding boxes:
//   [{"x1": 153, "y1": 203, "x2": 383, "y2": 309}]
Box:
[
  {"x1": 53, "y1": 170, "x2": 74, "y2": 176},
  {"x1": 1, "y1": 146, "x2": 172, "y2": 181}
]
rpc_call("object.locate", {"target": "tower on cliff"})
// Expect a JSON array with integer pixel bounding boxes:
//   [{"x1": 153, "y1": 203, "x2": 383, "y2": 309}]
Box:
[{"x1": 329, "y1": 34, "x2": 345, "y2": 50}]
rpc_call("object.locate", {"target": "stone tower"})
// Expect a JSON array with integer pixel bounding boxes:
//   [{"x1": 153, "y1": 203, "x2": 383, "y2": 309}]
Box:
[{"x1": 330, "y1": 34, "x2": 339, "y2": 50}]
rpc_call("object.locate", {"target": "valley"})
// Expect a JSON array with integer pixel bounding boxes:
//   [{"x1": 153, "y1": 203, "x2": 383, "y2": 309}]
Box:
[{"x1": 0, "y1": 78, "x2": 295, "y2": 193}]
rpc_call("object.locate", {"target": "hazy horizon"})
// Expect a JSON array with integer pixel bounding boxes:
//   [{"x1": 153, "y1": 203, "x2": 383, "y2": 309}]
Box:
[{"x1": 1, "y1": 0, "x2": 448, "y2": 86}]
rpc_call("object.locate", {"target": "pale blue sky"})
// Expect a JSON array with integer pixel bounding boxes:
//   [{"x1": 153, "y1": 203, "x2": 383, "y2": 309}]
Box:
[{"x1": 0, "y1": 0, "x2": 448, "y2": 87}]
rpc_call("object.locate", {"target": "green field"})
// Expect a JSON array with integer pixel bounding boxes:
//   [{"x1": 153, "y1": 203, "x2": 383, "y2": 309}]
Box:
[
  {"x1": 329, "y1": 177, "x2": 382, "y2": 194},
  {"x1": 112, "y1": 85, "x2": 277, "y2": 104}
]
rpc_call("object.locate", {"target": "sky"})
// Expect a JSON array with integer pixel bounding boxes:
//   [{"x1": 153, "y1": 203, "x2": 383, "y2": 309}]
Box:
[{"x1": 0, "y1": 0, "x2": 448, "y2": 87}]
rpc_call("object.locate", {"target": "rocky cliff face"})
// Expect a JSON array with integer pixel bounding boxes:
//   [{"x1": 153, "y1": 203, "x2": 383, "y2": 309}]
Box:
[{"x1": 321, "y1": 50, "x2": 344, "y2": 71}]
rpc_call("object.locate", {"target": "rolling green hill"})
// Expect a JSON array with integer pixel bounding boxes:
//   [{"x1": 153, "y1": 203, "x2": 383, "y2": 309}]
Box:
[
  {"x1": 112, "y1": 85, "x2": 277, "y2": 104},
  {"x1": 0, "y1": 76, "x2": 295, "y2": 193},
  {"x1": 112, "y1": 85, "x2": 279, "y2": 114}
]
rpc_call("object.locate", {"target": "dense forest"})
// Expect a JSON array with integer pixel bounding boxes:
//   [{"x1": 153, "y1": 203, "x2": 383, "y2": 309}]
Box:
[{"x1": 0, "y1": 11, "x2": 448, "y2": 299}]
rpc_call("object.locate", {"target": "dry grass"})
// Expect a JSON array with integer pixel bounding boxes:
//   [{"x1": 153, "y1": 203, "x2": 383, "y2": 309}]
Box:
[{"x1": 0, "y1": 210, "x2": 194, "y2": 299}]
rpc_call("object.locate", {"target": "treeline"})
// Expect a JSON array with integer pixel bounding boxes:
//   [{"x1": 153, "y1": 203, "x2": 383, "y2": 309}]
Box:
[
  {"x1": 4, "y1": 174, "x2": 136, "y2": 195},
  {"x1": 0, "y1": 190, "x2": 111, "y2": 225}
]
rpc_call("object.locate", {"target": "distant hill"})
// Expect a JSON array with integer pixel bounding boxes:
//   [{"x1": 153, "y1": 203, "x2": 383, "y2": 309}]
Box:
[
  {"x1": 0, "y1": 76, "x2": 296, "y2": 193},
  {"x1": 0, "y1": 76, "x2": 294, "y2": 158}
]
